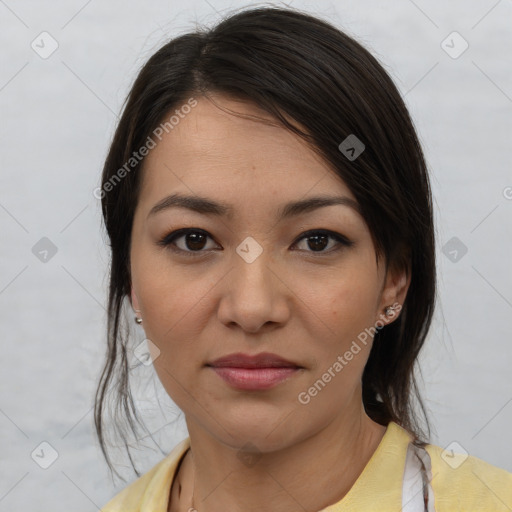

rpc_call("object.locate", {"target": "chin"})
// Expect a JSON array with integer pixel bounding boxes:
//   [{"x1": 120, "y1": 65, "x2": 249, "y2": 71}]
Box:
[{"x1": 204, "y1": 413, "x2": 314, "y2": 455}]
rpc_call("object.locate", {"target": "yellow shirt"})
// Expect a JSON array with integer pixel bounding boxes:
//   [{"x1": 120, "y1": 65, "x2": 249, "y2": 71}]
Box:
[{"x1": 100, "y1": 421, "x2": 512, "y2": 511}]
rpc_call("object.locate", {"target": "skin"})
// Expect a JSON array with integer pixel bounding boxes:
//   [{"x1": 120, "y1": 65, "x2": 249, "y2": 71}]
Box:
[{"x1": 129, "y1": 93, "x2": 410, "y2": 512}]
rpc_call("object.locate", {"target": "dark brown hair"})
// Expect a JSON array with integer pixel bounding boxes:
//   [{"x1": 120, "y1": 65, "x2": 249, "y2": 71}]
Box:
[{"x1": 95, "y1": 5, "x2": 436, "y2": 480}]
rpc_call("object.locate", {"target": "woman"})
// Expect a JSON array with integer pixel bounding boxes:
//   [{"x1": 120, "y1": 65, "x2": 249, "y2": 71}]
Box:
[{"x1": 96, "y1": 6, "x2": 512, "y2": 511}]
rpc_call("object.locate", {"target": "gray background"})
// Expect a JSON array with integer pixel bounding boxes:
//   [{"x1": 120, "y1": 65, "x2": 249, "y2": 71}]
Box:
[{"x1": 1, "y1": 0, "x2": 511, "y2": 510}]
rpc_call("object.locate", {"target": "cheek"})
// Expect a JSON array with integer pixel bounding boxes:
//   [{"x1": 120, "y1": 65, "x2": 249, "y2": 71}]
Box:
[
  {"x1": 292, "y1": 260, "x2": 380, "y2": 393},
  {"x1": 311, "y1": 266, "x2": 379, "y2": 339},
  {"x1": 138, "y1": 271, "x2": 211, "y2": 345},
  {"x1": 296, "y1": 276, "x2": 378, "y2": 411},
  {"x1": 132, "y1": 242, "x2": 209, "y2": 332}
]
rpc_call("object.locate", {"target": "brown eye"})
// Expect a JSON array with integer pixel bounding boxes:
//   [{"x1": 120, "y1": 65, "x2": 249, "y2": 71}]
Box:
[
  {"x1": 292, "y1": 229, "x2": 353, "y2": 254},
  {"x1": 177, "y1": 232, "x2": 208, "y2": 251},
  {"x1": 158, "y1": 229, "x2": 219, "y2": 256}
]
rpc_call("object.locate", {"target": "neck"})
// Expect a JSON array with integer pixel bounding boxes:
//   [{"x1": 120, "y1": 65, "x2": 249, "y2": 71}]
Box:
[{"x1": 179, "y1": 405, "x2": 387, "y2": 512}]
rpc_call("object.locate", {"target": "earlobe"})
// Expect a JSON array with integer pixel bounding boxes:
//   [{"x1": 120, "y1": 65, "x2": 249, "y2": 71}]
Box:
[
  {"x1": 130, "y1": 287, "x2": 140, "y2": 313},
  {"x1": 131, "y1": 289, "x2": 143, "y2": 325},
  {"x1": 378, "y1": 265, "x2": 410, "y2": 325},
  {"x1": 131, "y1": 288, "x2": 140, "y2": 312}
]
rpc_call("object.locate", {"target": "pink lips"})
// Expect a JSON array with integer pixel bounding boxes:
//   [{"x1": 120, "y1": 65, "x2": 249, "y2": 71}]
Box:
[{"x1": 207, "y1": 352, "x2": 302, "y2": 390}]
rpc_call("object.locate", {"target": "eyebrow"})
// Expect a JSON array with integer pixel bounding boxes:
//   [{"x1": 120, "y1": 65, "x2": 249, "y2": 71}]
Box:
[{"x1": 147, "y1": 193, "x2": 361, "y2": 220}]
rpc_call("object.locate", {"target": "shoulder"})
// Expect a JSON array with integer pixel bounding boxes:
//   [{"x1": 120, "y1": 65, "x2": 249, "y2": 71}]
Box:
[
  {"x1": 387, "y1": 423, "x2": 512, "y2": 510},
  {"x1": 100, "y1": 437, "x2": 191, "y2": 512},
  {"x1": 426, "y1": 442, "x2": 512, "y2": 511}
]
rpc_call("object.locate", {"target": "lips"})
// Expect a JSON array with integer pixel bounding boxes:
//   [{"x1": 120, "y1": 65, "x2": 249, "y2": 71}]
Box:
[
  {"x1": 210, "y1": 367, "x2": 299, "y2": 390},
  {"x1": 206, "y1": 352, "x2": 303, "y2": 390},
  {"x1": 207, "y1": 352, "x2": 301, "y2": 369}
]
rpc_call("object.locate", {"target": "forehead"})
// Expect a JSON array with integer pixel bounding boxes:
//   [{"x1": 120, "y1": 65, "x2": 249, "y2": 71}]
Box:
[{"x1": 138, "y1": 94, "x2": 358, "y2": 214}]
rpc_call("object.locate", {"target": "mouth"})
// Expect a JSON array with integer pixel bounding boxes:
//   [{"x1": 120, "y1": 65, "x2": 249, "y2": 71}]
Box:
[
  {"x1": 206, "y1": 352, "x2": 303, "y2": 390},
  {"x1": 207, "y1": 366, "x2": 301, "y2": 390}
]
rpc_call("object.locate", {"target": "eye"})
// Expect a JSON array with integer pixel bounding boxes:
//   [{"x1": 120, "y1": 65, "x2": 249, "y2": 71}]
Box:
[
  {"x1": 157, "y1": 228, "x2": 353, "y2": 257},
  {"x1": 157, "y1": 228, "x2": 219, "y2": 256},
  {"x1": 292, "y1": 229, "x2": 354, "y2": 254}
]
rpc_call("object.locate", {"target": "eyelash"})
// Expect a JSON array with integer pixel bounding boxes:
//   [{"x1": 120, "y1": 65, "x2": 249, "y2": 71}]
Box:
[{"x1": 157, "y1": 228, "x2": 354, "y2": 257}]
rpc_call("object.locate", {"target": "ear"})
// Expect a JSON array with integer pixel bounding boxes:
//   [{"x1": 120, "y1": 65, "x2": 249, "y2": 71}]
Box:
[
  {"x1": 130, "y1": 287, "x2": 140, "y2": 312},
  {"x1": 376, "y1": 262, "x2": 411, "y2": 325}
]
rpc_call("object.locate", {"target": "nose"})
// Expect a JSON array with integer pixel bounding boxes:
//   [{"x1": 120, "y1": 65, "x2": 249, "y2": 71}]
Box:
[{"x1": 216, "y1": 245, "x2": 290, "y2": 334}]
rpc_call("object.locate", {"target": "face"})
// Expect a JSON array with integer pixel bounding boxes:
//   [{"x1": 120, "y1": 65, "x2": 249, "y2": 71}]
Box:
[{"x1": 129, "y1": 94, "x2": 409, "y2": 452}]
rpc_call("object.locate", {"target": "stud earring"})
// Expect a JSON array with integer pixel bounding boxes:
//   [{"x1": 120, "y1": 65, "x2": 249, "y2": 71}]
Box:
[
  {"x1": 134, "y1": 309, "x2": 142, "y2": 324},
  {"x1": 384, "y1": 304, "x2": 400, "y2": 317}
]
